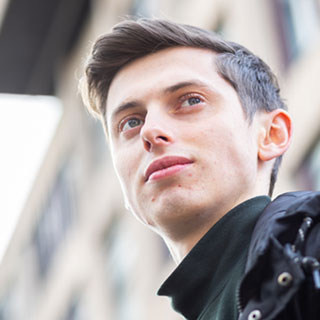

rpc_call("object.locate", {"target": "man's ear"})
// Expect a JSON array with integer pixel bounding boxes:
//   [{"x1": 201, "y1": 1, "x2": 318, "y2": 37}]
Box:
[{"x1": 258, "y1": 109, "x2": 292, "y2": 161}]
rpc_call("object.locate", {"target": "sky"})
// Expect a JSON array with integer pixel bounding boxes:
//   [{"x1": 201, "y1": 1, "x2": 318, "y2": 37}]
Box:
[{"x1": 0, "y1": 94, "x2": 62, "y2": 261}]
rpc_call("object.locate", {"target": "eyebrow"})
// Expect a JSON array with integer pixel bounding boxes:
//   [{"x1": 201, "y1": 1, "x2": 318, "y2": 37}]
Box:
[
  {"x1": 110, "y1": 79, "x2": 211, "y2": 124},
  {"x1": 163, "y1": 80, "x2": 210, "y2": 93},
  {"x1": 110, "y1": 101, "x2": 141, "y2": 124}
]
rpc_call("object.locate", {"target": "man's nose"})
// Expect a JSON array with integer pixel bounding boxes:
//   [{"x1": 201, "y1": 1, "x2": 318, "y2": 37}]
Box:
[{"x1": 140, "y1": 114, "x2": 174, "y2": 152}]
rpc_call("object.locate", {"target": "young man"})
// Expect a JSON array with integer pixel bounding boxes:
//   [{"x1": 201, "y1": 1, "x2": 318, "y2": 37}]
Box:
[{"x1": 80, "y1": 19, "x2": 320, "y2": 320}]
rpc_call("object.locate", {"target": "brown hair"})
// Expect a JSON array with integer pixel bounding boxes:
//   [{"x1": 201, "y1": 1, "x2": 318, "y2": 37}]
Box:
[{"x1": 80, "y1": 18, "x2": 287, "y2": 196}]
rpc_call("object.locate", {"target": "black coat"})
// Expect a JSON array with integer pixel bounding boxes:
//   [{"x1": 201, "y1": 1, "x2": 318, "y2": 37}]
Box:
[{"x1": 238, "y1": 191, "x2": 320, "y2": 320}]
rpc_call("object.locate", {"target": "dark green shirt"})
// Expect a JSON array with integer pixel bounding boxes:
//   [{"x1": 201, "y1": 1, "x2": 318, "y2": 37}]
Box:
[{"x1": 158, "y1": 196, "x2": 271, "y2": 320}]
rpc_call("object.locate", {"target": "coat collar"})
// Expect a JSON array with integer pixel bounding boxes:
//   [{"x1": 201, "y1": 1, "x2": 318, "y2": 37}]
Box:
[{"x1": 158, "y1": 196, "x2": 270, "y2": 319}]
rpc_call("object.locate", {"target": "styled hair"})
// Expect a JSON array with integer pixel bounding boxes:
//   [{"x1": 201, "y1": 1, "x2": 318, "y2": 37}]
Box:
[{"x1": 80, "y1": 18, "x2": 287, "y2": 196}]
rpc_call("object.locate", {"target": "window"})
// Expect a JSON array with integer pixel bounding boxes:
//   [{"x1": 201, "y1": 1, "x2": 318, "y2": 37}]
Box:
[
  {"x1": 0, "y1": 294, "x2": 11, "y2": 320},
  {"x1": 130, "y1": 0, "x2": 158, "y2": 17},
  {"x1": 103, "y1": 216, "x2": 142, "y2": 320},
  {"x1": 33, "y1": 164, "x2": 75, "y2": 277},
  {"x1": 86, "y1": 115, "x2": 108, "y2": 166},
  {"x1": 212, "y1": 13, "x2": 227, "y2": 37},
  {"x1": 62, "y1": 296, "x2": 86, "y2": 320},
  {"x1": 296, "y1": 137, "x2": 320, "y2": 190},
  {"x1": 0, "y1": 286, "x2": 19, "y2": 320},
  {"x1": 272, "y1": 0, "x2": 320, "y2": 68}
]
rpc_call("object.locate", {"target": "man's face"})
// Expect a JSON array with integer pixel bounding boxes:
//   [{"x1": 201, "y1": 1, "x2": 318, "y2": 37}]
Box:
[{"x1": 106, "y1": 47, "x2": 262, "y2": 236}]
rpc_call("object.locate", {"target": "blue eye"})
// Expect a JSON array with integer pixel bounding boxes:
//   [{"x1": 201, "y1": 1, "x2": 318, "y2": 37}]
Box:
[
  {"x1": 180, "y1": 96, "x2": 202, "y2": 108},
  {"x1": 122, "y1": 117, "x2": 143, "y2": 132}
]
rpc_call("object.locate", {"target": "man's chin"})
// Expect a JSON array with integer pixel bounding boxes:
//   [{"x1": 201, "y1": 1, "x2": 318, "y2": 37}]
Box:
[{"x1": 140, "y1": 194, "x2": 204, "y2": 223}]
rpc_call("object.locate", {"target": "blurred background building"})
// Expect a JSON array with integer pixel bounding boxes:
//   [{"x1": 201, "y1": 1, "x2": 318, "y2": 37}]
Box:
[{"x1": 0, "y1": 0, "x2": 319, "y2": 319}]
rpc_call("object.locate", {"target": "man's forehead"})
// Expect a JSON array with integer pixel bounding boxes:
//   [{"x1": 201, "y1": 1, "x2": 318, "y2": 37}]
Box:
[{"x1": 106, "y1": 47, "x2": 219, "y2": 116}]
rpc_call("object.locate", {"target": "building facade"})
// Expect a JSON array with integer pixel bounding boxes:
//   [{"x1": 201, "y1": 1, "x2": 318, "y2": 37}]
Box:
[{"x1": 0, "y1": 0, "x2": 319, "y2": 319}]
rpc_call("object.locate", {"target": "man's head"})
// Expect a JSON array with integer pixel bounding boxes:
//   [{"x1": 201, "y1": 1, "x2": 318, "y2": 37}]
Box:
[
  {"x1": 80, "y1": 19, "x2": 292, "y2": 257},
  {"x1": 81, "y1": 18, "x2": 288, "y2": 196}
]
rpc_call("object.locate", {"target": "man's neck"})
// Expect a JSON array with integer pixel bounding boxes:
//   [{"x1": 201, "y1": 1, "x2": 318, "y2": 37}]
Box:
[
  {"x1": 163, "y1": 224, "x2": 214, "y2": 263},
  {"x1": 160, "y1": 192, "x2": 269, "y2": 264},
  {"x1": 162, "y1": 209, "x2": 228, "y2": 263}
]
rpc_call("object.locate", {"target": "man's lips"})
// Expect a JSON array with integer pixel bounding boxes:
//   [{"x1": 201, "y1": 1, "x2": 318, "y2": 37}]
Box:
[{"x1": 145, "y1": 156, "x2": 193, "y2": 182}]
